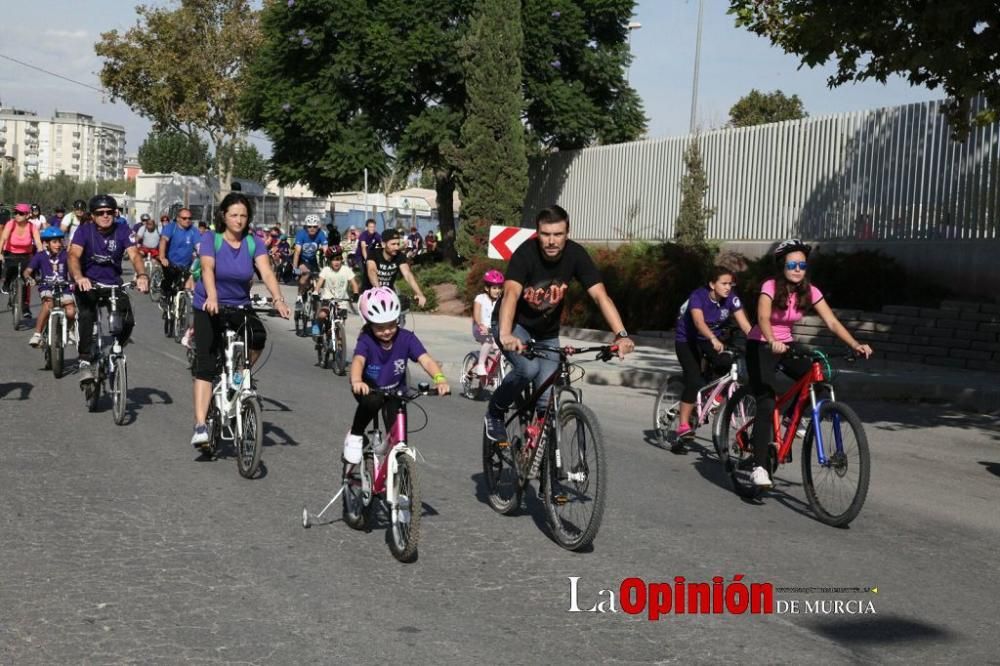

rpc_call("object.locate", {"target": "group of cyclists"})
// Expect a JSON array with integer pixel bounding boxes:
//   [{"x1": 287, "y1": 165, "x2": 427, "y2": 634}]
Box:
[{"x1": 3, "y1": 194, "x2": 875, "y2": 494}]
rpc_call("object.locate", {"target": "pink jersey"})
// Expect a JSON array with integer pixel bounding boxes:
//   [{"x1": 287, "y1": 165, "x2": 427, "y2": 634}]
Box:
[
  {"x1": 3, "y1": 221, "x2": 35, "y2": 254},
  {"x1": 747, "y1": 279, "x2": 824, "y2": 343}
]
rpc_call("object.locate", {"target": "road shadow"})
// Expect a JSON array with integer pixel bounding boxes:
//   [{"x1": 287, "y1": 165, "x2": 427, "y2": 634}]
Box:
[
  {"x1": 0, "y1": 382, "x2": 32, "y2": 400},
  {"x1": 259, "y1": 396, "x2": 293, "y2": 413},
  {"x1": 130, "y1": 387, "x2": 173, "y2": 406},
  {"x1": 978, "y1": 461, "x2": 1000, "y2": 478},
  {"x1": 195, "y1": 448, "x2": 269, "y2": 480},
  {"x1": 806, "y1": 615, "x2": 954, "y2": 646},
  {"x1": 263, "y1": 422, "x2": 299, "y2": 447},
  {"x1": 855, "y1": 401, "x2": 1000, "y2": 442}
]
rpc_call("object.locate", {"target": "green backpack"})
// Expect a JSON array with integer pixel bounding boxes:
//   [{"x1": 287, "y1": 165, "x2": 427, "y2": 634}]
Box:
[{"x1": 191, "y1": 232, "x2": 256, "y2": 282}]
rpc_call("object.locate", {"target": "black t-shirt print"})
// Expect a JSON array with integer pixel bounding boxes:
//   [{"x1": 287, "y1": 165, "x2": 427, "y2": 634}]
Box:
[
  {"x1": 362, "y1": 251, "x2": 405, "y2": 291},
  {"x1": 501, "y1": 239, "x2": 602, "y2": 339}
]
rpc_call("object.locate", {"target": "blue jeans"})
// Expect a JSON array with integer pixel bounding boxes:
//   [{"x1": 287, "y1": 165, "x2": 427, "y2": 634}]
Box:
[{"x1": 487, "y1": 323, "x2": 559, "y2": 416}]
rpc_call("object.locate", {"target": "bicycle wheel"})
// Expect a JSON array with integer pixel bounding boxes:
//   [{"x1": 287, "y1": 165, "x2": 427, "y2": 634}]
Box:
[
  {"x1": 333, "y1": 321, "x2": 347, "y2": 376},
  {"x1": 148, "y1": 264, "x2": 162, "y2": 301},
  {"x1": 316, "y1": 334, "x2": 326, "y2": 366},
  {"x1": 460, "y1": 352, "x2": 481, "y2": 400},
  {"x1": 653, "y1": 376, "x2": 684, "y2": 448},
  {"x1": 236, "y1": 395, "x2": 263, "y2": 478},
  {"x1": 388, "y1": 454, "x2": 421, "y2": 563},
  {"x1": 482, "y1": 420, "x2": 522, "y2": 514},
  {"x1": 717, "y1": 387, "x2": 761, "y2": 499},
  {"x1": 801, "y1": 402, "x2": 871, "y2": 527},
  {"x1": 343, "y1": 454, "x2": 374, "y2": 530},
  {"x1": 111, "y1": 357, "x2": 128, "y2": 425},
  {"x1": 542, "y1": 402, "x2": 607, "y2": 551},
  {"x1": 50, "y1": 319, "x2": 64, "y2": 378},
  {"x1": 163, "y1": 302, "x2": 174, "y2": 338},
  {"x1": 174, "y1": 294, "x2": 188, "y2": 343},
  {"x1": 12, "y1": 279, "x2": 23, "y2": 330},
  {"x1": 85, "y1": 365, "x2": 102, "y2": 412}
]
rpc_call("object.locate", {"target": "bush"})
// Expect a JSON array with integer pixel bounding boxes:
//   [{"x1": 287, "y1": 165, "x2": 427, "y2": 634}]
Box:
[
  {"x1": 395, "y1": 277, "x2": 439, "y2": 312},
  {"x1": 546, "y1": 242, "x2": 706, "y2": 331}
]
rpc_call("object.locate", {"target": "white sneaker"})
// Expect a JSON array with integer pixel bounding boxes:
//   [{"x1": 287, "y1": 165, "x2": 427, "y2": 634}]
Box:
[
  {"x1": 750, "y1": 465, "x2": 773, "y2": 488},
  {"x1": 180, "y1": 328, "x2": 193, "y2": 349},
  {"x1": 473, "y1": 364, "x2": 487, "y2": 376},
  {"x1": 343, "y1": 433, "x2": 363, "y2": 464},
  {"x1": 28, "y1": 332, "x2": 43, "y2": 347},
  {"x1": 796, "y1": 419, "x2": 809, "y2": 439}
]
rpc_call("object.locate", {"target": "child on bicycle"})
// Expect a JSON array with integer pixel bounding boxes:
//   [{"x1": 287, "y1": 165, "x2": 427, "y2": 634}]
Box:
[
  {"x1": 24, "y1": 227, "x2": 76, "y2": 348},
  {"x1": 311, "y1": 246, "x2": 359, "y2": 336},
  {"x1": 471, "y1": 269, "x2": 504, "y2": 375},
  {"x1": 672, "y1": 265, "x2": 752, "y2": 447},
  {"x1": 746, "y1": 239, "x2": 873, "y2": 489},
  {"x1": 343, "y1": 287, "x2": 450, "y2": 463}
]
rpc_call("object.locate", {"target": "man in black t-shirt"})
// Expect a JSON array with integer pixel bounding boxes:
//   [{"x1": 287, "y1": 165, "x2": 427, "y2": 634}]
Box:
[
  {"x1": 361, "y1": 229, "x2": 427, "y2": 307},
  {"x1": 484, "y1": 205, "x2": 635, "y2": 443}
]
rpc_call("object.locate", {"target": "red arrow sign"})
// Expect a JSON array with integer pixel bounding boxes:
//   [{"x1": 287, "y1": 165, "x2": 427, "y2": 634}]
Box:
[{"x1": 488, "y1": 226, "x2": 537, "y2": 261}]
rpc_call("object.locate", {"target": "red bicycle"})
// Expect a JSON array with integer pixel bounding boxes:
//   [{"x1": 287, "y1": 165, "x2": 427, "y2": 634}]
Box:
[{"x1": 717, "y1": 348, "x2": 871, "y2": 527}]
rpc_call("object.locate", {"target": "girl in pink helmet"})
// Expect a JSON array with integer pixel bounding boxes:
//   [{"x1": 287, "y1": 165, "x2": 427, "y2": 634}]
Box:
[
  {"x1": 342, "y1": 286, "x2": 450, "y2": 463},
  {"x1": 471, "y1": 269, "x2": 504, "y2": 375}
]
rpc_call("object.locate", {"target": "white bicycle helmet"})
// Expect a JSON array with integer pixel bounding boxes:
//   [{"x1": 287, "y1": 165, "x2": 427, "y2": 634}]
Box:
[
  {"x1": 304, "y1": 213, "x2": 321, "y2": 227},
  {"x1": 359, "y1": 287, "x2": 401, "y2": 324}
]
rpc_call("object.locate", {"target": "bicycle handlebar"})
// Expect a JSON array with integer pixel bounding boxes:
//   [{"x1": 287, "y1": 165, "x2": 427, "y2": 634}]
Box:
[
  {"x1": 369, "y1": 383, "x2": 451, "y2": 400},
  {"x1": 521, "y1": 339, "x2": 619, "y2": 362}
]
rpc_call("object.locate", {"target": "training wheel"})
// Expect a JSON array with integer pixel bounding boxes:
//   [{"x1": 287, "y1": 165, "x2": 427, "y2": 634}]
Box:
[{"x1": 301, "y1": 506, "x2": 311, "y2": 528}]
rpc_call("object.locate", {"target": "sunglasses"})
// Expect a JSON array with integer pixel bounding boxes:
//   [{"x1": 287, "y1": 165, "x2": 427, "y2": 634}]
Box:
[
  {"x1": 93, "y1": 209, "x2": 115, "y2": 217},
  {"x1": 785, "y1": 261, "x2": 808, "y2": 271},
  {"x1": 179, "y1": 216, "x2": 192, "y2": 220}
]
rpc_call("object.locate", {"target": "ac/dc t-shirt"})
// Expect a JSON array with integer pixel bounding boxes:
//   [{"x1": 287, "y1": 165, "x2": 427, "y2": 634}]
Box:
[
  {"x1": 361, "y1": 251, "x2": 405, "y2": 291},
  {"x1": 72, "y1": 223, "x2": 133, "y2": 286},
  {"x1": 501, "y1": 239, "x2": 602, "y2": 339},
  {"x1": 353, "y1": 328, "x2": 427, "y2": 390},
  {"x1": 675, "y1": 287, "x2": 743, "y2": 343}
]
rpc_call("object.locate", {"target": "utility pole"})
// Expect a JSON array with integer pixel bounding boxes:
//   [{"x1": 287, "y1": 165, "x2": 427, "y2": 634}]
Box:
[{"x1": 689, "y1": 0, "x2": 705, "y2": 134}]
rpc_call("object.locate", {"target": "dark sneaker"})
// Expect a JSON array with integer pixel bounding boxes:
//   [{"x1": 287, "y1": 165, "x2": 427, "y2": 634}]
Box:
[
  {"x1": 78, "y1": 361, "x2": 95, "y2": 385},
  {"x1": 23, "y1": 309, "x2": 32, "y2": 319},
  {"x1": 484, "y1": 413, "x2": 508, "y2": 443}
]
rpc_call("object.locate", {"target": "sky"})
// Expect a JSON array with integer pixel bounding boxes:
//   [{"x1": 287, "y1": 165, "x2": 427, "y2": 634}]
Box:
[{"x1": 0, "y1": 0, "x2": 944, "y2": 160}]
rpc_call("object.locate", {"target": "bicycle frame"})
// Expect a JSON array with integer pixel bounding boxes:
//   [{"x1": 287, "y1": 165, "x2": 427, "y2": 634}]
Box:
[
  {"x1": 767, "y1": 360, "x2": 836, "y2": 466},
  {"x1": 692, "y1": 359, "x2": 741, "y2": 426},
  {"x1": 368, "y1": 402, "x2": 417, "y2": 518},
  {"x1": 211, "y1": 312, "x2": 254, "y2": 442},
  {"x1": 43, "y1": 278, "x2": 71, "y2": 348}
]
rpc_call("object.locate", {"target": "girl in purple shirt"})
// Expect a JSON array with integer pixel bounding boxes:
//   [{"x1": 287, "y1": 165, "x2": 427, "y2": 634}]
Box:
[
  {"x1": 745, "y1": 240, "x2": 873, "y2": 489},
  {"x1": 189, "y1": 193, "x2": 291, "y2": 450},
  {"x1": 342, "y1": 287, "x2": 449, "y2": 463},
  {"x1": 670, "y1": 266, "x2": 752, "y2": 449}
]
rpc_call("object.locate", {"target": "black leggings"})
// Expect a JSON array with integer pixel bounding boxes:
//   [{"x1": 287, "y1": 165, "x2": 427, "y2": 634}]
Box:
[
  {"x1": 76, "y1": 290, "x2": 134, "y2": 362},
  {"x1": 192, "y1": 307, "x2": 267, "y2": 382},
  {"x1": 161, "y1": 264, "x2": 189, "y2": 300},
  {"x1": 350, "y1": 386, "x2": 402, "y2": 437},
  {"x1": 675, "y1": 338, "x2": 729, "y2": 403},
  {"x1": 746, "y1": 340, "x2": 813, "y2": 467}
]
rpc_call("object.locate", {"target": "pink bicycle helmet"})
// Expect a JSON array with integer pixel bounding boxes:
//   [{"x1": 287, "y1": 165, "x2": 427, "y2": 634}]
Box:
[
  {"x1": 359, "y1": 287, "x2": 401, "y2": 324},
  {"x1": 483, "y1": 269, "x2": 504, "y2": 285}
]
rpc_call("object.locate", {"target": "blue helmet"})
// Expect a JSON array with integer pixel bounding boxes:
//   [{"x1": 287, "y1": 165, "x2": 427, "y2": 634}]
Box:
[{"x1": 41, "y1": 226, "x2": 65, "y2": 241}]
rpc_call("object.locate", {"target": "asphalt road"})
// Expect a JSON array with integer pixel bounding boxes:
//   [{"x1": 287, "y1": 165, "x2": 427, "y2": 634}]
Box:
[{"x1": 1, "y1": 288, "x2": 998, "y2": 664}]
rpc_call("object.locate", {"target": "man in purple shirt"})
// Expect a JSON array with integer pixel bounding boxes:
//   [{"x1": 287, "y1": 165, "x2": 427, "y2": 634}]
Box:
[{"x1": 69, "y1": 194, "x2": 150, "y2": 385}]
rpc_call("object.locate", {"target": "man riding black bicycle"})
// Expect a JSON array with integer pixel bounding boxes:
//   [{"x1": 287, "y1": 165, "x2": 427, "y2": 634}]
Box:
[
  {"x1": 157, "y1": 207, "x2": 199, "y2": 312},
  {"x1": 69, "y1": 194, "x2": 150, "y2": 385},
  {"x1": 483, "y1": 205, "x2": 635, "y2": 443}
]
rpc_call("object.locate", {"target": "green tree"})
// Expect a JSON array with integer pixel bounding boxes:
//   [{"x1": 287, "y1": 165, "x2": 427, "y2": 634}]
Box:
[
  {"x1": 138, "y1": 130, "x2": 211, "y2": 175},
  {"x1": 217, "y1": 141, "x2": 269, "y2": 183},
  {"x1": 674, "y1": 140, "x2": 714, "y2": 248},
  {"x1": 729, "y1": 89, "x2": 807, "y2": 127},
  {"x1": 96, "y1": 0, "x2": 261, "y2": 200},
  {"x1": 729, "y1": 1, "x2": 1000, "y2": 137},
  {"x1": 244, "y1": 0, "x2": 646, "y2": 258},
  {"x1": 455, "y1": 0, "x2": 529, "y2": 259}
]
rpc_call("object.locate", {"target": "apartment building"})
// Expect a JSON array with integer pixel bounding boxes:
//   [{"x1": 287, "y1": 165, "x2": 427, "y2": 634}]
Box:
[{"x1": 0, "y1": 107, "x2": 127, "y2": 181}]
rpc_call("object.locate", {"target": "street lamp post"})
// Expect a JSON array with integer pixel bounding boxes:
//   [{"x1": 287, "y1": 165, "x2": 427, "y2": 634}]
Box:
[
  {"x1": 626, "y1": 21, "x2": 641, "y2": 83},
  {"x1": 689, "y1": 0, "x2": 705, "y2": 134}
]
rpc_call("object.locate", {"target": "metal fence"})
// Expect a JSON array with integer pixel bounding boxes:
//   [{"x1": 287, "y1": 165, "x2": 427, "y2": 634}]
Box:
[{"x1": 522, "y1": 97, "x2": 1000, "y2": 243}]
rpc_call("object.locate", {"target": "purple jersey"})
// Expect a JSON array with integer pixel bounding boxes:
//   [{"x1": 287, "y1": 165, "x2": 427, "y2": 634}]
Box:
[
  {"x1": 72, "y1": 223, "x2": 133, "y2": 286},
  {"x1": 193, "y1": 232, "x2": 266, "y2": 309},
  {"x1": 28, "y1": 250, "x2": 70, "y2": 292},
  {"x1": 675, "y1": 287, "x2": 743, "y2": 343},
  {"x1": 355, "y1": 230, "x2": 381, "y2": 258},
  {"x1": 353, "y1": 327, "x2": 427, "y2": 390}
]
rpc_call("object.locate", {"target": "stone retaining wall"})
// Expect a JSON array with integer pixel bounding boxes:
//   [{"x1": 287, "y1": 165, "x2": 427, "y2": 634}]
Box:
[{"x1": 796, "y1": 300, "x2": 1000, "y2": 372}]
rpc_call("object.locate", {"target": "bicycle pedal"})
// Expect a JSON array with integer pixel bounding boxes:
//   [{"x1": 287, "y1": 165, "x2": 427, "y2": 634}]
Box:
[
  {"x1": 496, "y1": 441, "x2": 510, "y2": 449},
  {"x1": 552, "y1": 494, "x2": 569, "y2": 506}
]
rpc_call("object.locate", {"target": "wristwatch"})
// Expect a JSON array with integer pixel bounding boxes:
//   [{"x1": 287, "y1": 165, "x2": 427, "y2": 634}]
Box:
[{"x1": 615, "y1": 330, "x2": 629, "y2": 339}]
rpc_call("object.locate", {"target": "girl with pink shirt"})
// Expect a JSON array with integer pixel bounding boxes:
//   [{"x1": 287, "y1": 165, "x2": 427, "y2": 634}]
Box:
[{"x1": 745, "y1": 239, "x2": 873, "y2": 489}]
